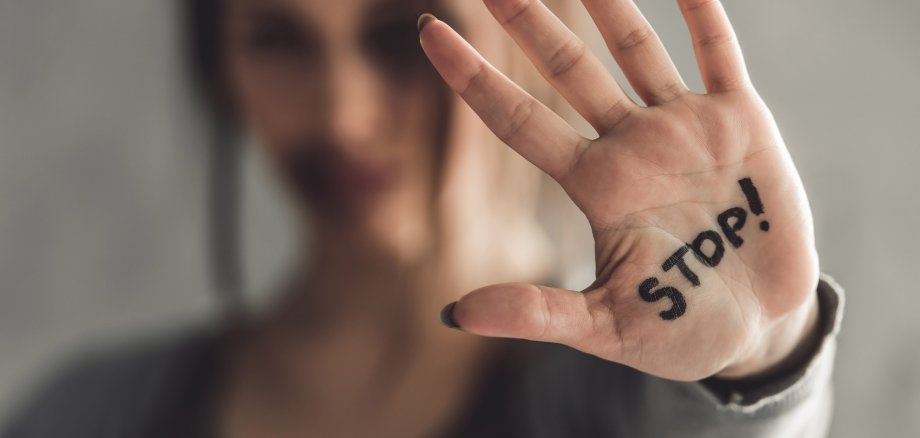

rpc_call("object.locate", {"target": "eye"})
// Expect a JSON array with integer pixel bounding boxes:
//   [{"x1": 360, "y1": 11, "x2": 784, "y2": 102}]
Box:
[
  {"x1": 361, "y1": 18, "x2": 428, "y2": 77},
  {"x1": 248, "y1": 26, "x2": 301, "y2": 52},
  {"x1": 244, "y1": 12, "x2": 317, "y2": 58}
]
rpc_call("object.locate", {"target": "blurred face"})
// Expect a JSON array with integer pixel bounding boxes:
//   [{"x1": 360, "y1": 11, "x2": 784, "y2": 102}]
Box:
[{"x1": 223, "y1": 0, "x2": 446, "y2": 253}]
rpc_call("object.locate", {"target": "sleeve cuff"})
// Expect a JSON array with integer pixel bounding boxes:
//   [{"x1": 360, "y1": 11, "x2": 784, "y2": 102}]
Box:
[{"x1": 682, "y1": 273, "x2": 845, "y2": 416}]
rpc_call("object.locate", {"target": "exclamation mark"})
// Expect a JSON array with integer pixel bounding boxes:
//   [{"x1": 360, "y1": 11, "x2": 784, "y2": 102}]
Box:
[{"x1": 738, "y1": 178, "x2": 769, "y2": 231}]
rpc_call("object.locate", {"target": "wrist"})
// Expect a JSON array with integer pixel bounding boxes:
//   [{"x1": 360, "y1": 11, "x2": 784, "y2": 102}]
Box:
[{"x1": 714, "y1": 289, "x2": 821, "y2": 380}]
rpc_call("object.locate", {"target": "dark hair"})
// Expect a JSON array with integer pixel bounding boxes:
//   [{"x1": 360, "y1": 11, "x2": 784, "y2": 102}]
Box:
[{"x1": 182, "y1": 0, "x2": 246, "y2": 319}]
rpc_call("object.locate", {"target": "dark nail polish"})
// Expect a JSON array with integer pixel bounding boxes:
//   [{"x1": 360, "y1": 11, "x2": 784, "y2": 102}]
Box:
[
  {"x1": 439, "y1": 301, "x2": 461, "y2": 329},
  {"x1": 417, "y1": 13, "x2": 436, "y2": 33}
]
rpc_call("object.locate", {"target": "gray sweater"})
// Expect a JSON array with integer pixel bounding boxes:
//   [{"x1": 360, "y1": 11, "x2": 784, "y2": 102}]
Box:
[{"x1": 1, "y1": 275, "x2": 844, "y2": 437}]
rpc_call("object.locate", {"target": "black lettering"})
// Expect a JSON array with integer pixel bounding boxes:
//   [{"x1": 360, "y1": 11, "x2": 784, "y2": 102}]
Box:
[
  {"x1": 717, "y1": 207, "x2": 747, "y2": 248},
  {"x1": 638, "y1": 277, "x2": 687, "y2": 321},
  {"x1": 738, "y1": 177, "x2": 769, "y2": 232},
  {"x1": 662, "y1": 246, "x2": 700, "y2": 286},
  {"x1": 639, "y1": 178, "x2": 772, "y2": 322},
  {"x1": 738, "y1": 178, "x2": 764, "y2": 214},
  {"x1": 691, "y1": 230, "x2": 725, "y2": 267}
]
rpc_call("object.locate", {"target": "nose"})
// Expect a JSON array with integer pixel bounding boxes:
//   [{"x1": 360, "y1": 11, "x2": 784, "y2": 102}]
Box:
[{"x1": 327, "y1": 51, "x2": 381, "y2": 154}]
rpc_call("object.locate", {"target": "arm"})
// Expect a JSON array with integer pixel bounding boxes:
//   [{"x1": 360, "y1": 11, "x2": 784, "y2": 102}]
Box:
[
  {"x1": 625, "y1": 275, "x2": 843, "y2": 437},
  {"x1": 419, "y1": 0, "x2": 841, "y2": 434},
  {"x1": 500, "y1": 275, "x2": 842, "y2": 438}
]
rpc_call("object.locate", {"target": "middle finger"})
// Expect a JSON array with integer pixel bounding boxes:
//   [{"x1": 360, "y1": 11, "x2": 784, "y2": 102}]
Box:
[
  {"x1": 484, "y1": 0, "x2": 636, "y2": 134},
  {"x1": 581, "y1": 0, "x2": 688, "y2": 105}
]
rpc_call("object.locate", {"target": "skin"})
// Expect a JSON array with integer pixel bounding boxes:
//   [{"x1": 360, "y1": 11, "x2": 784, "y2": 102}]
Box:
[
  {"x1": 216, "y1": 0, "x2": 821, "y2": 435},
  {"x1": 222, "y1": 0, "x2": 441, "y2": 259},
  {"x1": 421, "y1": 0, "x2": 820, "y2": 382}
]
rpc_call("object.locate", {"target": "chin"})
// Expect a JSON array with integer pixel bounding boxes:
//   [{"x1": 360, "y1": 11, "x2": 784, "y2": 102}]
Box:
[
  {"x1": 368, "y1": 194, "x2": 434, "y2": 263},
  {"x1": 313, "y1": 181, "x2": 435, "y2": 263}
]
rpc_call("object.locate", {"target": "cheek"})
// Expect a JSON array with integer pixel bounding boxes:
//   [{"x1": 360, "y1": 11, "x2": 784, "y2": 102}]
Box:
[{"x1": 386, "y1": 85, "x2": 445, "y2": 181}]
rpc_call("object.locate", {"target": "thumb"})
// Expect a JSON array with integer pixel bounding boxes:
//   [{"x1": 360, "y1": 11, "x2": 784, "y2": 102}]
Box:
[{"x1": 440, "y1": 283, "x2": 621, "y2": 355}]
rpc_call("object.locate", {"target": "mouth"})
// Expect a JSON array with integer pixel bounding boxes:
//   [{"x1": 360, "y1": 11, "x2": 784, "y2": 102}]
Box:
[
  {"x1": 281, "y1": 147, "x2": 400, "y2": 210},
  {"x1": 329, "y1": 158, "x2": 399, "y2": 202}
]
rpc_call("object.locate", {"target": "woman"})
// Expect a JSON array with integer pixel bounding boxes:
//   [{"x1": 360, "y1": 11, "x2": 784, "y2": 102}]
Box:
[{"x1": 3, "y1": 0, "x2": 843, "y2": 436}]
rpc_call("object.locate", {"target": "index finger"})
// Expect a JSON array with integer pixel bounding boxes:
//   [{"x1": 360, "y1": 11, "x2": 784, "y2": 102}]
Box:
[{"x1": 419, "y1": 15, "x2": 586, "y2": 181}]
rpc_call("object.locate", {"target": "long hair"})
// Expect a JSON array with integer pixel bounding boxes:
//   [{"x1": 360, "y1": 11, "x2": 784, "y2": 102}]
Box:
[{"x1": 183, "y1": 0, "x2": 246, "y2": 320}]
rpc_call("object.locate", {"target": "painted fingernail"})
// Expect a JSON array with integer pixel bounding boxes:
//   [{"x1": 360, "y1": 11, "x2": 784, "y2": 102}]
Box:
[
  {"x1": 439, "y1": 301, "x2": 461, "y2": 329},
  {"x1": 417, "y1": 13, "x2": 436, "y2": 33}
]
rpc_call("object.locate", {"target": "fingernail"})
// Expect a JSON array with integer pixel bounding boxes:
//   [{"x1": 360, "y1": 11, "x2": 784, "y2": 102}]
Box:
[
  {"x1": 439, "y1": 301, "x2": 461, "y2": 329},
  {"x1": 417, "y1": 13, "x2": 436, "y2": 33}
]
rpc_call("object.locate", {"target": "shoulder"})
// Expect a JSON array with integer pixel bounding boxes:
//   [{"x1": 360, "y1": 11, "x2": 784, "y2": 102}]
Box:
[{"x1": 1, "y1": 325, "x2": 219, "y2": 438}]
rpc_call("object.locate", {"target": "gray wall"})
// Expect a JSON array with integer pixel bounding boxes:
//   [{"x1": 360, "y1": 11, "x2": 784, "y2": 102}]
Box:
[{"x1": 0, "y1": 0, "x2": 917, "y2": 436}]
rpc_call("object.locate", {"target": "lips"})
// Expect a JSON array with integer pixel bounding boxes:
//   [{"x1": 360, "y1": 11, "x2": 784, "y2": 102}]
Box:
[
  {"x1": 330, "y1": 159, "x2": 398, "y2": 201},
  {"x1": 280, "y1": 145, "x2": 399, "y2": 209}
]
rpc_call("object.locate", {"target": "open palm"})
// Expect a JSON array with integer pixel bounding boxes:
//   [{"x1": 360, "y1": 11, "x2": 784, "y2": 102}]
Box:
[{"x1": 420, "y1": 0, "x2": 819, "y2": 381}]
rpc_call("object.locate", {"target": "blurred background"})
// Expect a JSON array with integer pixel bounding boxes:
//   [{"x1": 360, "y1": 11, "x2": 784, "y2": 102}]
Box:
[{"x1": 0, "y1": 0, "x2": 917, "y2": 436}]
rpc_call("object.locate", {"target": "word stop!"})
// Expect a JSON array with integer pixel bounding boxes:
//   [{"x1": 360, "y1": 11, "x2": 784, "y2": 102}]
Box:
[{"x1": 638, "y1": 178, "x2": 768, "y2": 321}]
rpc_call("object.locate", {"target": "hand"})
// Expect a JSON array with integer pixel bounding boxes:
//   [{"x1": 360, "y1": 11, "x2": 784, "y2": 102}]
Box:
[{"x1": 419, "y1": 0, "x2": 820, "y2": 381}]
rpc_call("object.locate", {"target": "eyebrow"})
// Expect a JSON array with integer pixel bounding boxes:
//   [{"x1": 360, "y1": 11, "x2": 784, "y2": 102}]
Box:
[
  {"x1": 235, "y1": 0, "x2": 319, "y2": 34},
  {"x1": 364, "y1": 0, "x2": 435, "y2": 22}
]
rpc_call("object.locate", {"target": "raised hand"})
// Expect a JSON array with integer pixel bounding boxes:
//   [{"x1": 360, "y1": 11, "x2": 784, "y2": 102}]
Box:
[{"x1": 419, "y1": 0, "x2": 819, "y2": 381}]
